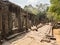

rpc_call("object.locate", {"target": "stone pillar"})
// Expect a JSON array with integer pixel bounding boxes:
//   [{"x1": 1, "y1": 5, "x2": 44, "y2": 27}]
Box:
[
  {"x1": 26, "y1": 12, "x2": 28, "y2": 32},
  {"x1": 0, "y1": 12, "x2": 2, "y2": 45},
  {"x1": 8, "y1": 12, "x2": 13, "y2": 34},
  {"x1": 0, "y1": 12, "x2": 2, "y2": 35},
  {"x1": 16, "y1": 7, "x2": 21, "y2": 32},
  {"x1": 2, "y1": 6, "x2": 9, "y2": 38},
  {"x1": 2, "y1": 14, "x2": 9, "y2": 37}
]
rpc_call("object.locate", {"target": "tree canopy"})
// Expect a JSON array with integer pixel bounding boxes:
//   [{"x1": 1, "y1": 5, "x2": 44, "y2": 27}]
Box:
[
  {"x1": 24, "y1": 4, "x2": 48, "y2": 22},
  {"x1": 48, "y1": 0, "x2": 60, "y2": 22}
]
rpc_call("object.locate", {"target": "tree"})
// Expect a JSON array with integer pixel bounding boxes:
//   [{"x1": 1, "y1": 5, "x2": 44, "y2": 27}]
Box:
[
  {"x1": 24, "y1": 4, "x2": 39, "y2": 15},
  {"x1": 36, "y1": 3, "x2": 49, "y2": 22},
  {"x1": 36, "y1": 3, "x2": 49, "y2": 12},
  {"x1": 24, "y1": 4, "x2": 49, "y2": 23},
  {"x1": 48, "y1": 0, "x2": 60, "y2": 22}
]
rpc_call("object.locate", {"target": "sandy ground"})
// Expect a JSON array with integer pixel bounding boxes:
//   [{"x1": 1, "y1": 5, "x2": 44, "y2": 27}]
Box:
[
  {"x1": 53, "y1": 29, "x2": 60, "y2": 45},
  {"x1": 10, "y1": 25, "x2": 56, "y2": 45},
  {"x1": 2, "y1": 25, "x2": 57, "y2": 45}
]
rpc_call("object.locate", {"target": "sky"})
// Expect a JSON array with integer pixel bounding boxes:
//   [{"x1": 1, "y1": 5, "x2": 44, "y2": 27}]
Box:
[{"x1": 9, "y1": 0, "x2": 50, "y2": 8}]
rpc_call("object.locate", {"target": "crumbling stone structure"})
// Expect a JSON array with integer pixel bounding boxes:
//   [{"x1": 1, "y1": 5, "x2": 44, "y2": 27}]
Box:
[{"x1": 0, "y1": 0, "x2": 36, "y2": 40}]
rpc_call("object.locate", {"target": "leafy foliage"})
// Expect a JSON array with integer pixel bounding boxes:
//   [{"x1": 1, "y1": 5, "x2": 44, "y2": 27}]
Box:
[
  {"x1": 24, "y1": 5, "x2": 39, "y2": 15},
  {"x1": 24, "y1": 4, "x2": 49, "y2": 23},
  {"x1": 48, "y1": 0, "x2": 60, "y2": 22}
]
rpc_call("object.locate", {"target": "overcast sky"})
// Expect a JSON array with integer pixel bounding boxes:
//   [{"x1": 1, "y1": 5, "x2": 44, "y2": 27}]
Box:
[{"x1": 9, "y1": 0, "x2": 50, "y2": 8}]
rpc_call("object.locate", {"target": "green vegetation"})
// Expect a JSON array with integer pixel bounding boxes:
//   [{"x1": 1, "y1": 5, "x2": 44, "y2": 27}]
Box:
[
  {"x1": 47, "y1": 0, "x2": 60, "y2": 22},
  {"x1": 24, "y1": 3, "x2": 48, "y2": 23},
  {"x1": 24, "y1": 0, "x2": 60, "y2": 23},
  {"x1": 24, "y1": 5, "x2": 39, "y2": 15}
]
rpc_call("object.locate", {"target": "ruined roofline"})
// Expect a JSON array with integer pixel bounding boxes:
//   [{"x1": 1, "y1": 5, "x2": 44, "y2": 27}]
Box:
[
  {"x1": 0, "y1": 0, "x2": 9, "y2": 2},
  {"x1": 0, "y1": 0, "x2": 35, "y2": 16},
  {"x1": 0, "y1": 0, "x2": 21, "y2": 8}
]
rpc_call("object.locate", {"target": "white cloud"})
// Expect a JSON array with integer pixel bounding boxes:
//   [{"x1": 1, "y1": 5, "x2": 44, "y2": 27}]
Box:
[
  {"x1": 9, "y1": 0, "x2": 50, "y2": 8},
  {"x1": 27, "y1": 0, "x2": 38, "y2": 4},
  {"x1": 28, "y1": 0, "x2": 37, "y2": 3}
]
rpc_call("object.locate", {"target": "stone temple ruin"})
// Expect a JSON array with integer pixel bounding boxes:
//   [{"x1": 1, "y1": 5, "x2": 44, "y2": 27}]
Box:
[
  {"x1": 0, "y1": 0, "x2": 57, "y2": 45},
  {"x1": 0, "y1": 0, "x2": 38, "y2": 41}
]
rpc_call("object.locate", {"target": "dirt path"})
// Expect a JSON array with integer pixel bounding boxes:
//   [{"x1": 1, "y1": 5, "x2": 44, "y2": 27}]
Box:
[
  {"x1": 53, "y1": 29, "x2": 60, "y2": 45},
  {"x1": 3, "y1": 25, "x2": 57, "y2": 45},
  {"x1": 10, "y1": 25, "x2": 56, "y2": 45}
]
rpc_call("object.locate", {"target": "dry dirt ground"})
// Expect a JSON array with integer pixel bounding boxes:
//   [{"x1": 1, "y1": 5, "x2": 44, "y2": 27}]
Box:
[
  {"x1": 2, "y1": 25, "x2": 57, "y2": 45},
  {"x1": 53, "y1": 29, "x2": 60, "y2": 45}
]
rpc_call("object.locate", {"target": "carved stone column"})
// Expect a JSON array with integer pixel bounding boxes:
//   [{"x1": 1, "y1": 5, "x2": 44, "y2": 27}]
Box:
[{"x1": 16, "y1": 7, "x2": 21, "y2": 32}]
